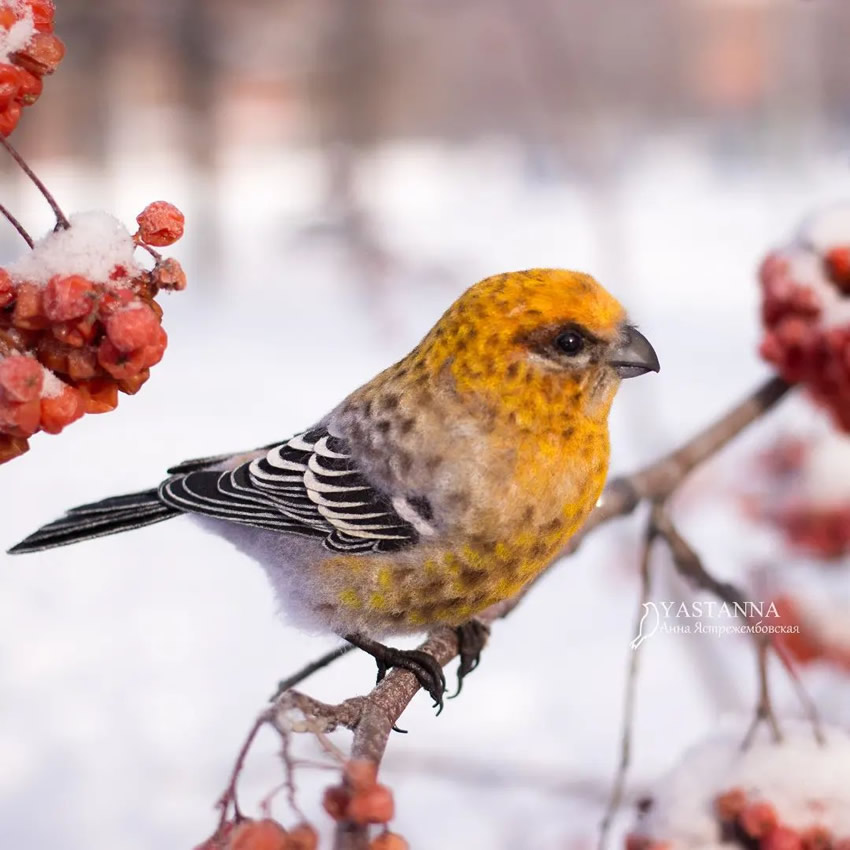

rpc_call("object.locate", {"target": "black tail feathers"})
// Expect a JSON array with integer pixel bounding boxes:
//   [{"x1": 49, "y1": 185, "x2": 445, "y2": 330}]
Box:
[{"x1": 7, "y1": 489, "x2": 179, "y2": 554}]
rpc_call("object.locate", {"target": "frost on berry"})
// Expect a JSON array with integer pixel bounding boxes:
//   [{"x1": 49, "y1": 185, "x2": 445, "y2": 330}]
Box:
[
  {"x1": 105, "y1": 304, "x2": 161, "y2": 352},
  {"x1": 43, "y1": 274, "x2": 97, "y2": 321},
  {"x1": 152, "y1": 257, "x2": 187, "y2": 291},
  {"x1": 136, "y1": 201, "x2": 185, "y2": 247},
  {"x1": 0, "y1": 353, "x2": 42, "y2": 401},
  {"x1": 759, "y1": 206, "x2": 850, "y2": 432}
]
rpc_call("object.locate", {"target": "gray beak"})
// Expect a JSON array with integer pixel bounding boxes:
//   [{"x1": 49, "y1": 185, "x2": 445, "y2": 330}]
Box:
[{"x1": 608, "y1": 325, "x2": 660, "y2": 379}]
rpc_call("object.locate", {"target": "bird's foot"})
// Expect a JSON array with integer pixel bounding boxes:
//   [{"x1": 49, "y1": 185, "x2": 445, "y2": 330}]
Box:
[
  {"x1": 449, "y1": 618, "x2": 490, "y2": 698},
  {"x1": 344, "y1": 633, "x2": 447, "y2": 713}
]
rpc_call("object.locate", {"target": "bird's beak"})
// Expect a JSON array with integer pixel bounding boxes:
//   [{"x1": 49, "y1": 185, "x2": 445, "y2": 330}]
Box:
[{"x1": 608, "y1": 325, "x2": 660, "y2": 379}]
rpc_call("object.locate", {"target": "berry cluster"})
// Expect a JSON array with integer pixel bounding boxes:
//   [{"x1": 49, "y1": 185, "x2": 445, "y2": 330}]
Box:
[
  {"x1": 741, "y1": 433, "x2": 850, "y2": 559},
  {"x1": 0, "y1": 203, "x2": 186, "y2": 464},
  {"x1": 770, "y1": 593, "x2": 850, "y2": 673},
  {"x1": 196, "y1": 819, "x2": 318, "y2": 850},
  {"x1": 0, "y1": 1, "x2": 64, "y2": 136},
  {"x1": 627, "y1": 787, "x2": 850, "y2": 850},
  {"x1": 759, "y1": 206, "x2": 850, "y2": 432},
  {"x1": 322, "y1": 761, "x2": 407, "y2": 848},
  {"x1": 194, "y1": 761, "x2": 408, "y2": 850}
]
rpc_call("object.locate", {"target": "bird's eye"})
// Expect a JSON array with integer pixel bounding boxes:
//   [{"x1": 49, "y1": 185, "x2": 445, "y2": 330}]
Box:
[{"x1": 555, "y1": 330, "x2": 585, "y2": 356}]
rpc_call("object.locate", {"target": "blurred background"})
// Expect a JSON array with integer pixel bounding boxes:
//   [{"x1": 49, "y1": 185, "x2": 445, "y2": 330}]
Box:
[{"x1": 3, "y1": 0, "x2": 850, "y2": 848}]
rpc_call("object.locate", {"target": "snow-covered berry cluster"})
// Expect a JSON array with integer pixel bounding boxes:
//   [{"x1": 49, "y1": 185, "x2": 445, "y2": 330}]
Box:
[
  {"x1": 0, "y1": 203, "x2": 186, "y2": 464},
  {"x1": 627, "y1": 724, "x2": 850, "y2": 850},
  {"x1": 759, "y1": 205, "x2": 850, "y2": 432},
  {"x1": 0, "y1": 1, "x2": 63, "y2": 136}
]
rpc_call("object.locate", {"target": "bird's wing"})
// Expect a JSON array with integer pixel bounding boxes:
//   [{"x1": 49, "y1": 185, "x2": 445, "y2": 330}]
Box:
[{"x1": 159, "y1": 427, "x2": 431, "y2": 554}]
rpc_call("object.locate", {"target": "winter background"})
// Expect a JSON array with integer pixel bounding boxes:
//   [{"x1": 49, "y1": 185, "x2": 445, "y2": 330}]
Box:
[{"x1": 3, "y1": 1, "x2": 850, "y2": 848}]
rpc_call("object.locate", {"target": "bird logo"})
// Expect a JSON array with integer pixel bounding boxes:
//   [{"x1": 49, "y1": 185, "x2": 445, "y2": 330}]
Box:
[{"x1": 630, "y1": 601, "x2": 660, "y2": 649}]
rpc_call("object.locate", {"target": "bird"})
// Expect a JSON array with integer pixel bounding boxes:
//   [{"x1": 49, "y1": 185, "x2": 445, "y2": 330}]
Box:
[{"x1": 8, "y1": 268, "x2": 659, "y2": 709}]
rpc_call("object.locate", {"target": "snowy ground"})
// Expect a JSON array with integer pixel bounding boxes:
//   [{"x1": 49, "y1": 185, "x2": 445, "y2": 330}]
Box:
[{"x1": 2, "y1": 139, "x2": 850, "y2": 849}]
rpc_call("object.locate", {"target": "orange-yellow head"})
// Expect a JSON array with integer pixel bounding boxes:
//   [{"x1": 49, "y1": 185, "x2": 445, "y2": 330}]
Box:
[{"x1": 414, "y1": 268, "x2": 659, "y2": 431}]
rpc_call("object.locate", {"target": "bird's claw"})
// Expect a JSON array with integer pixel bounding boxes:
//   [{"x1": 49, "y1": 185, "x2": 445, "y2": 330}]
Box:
[
  {"x1": 448, "y1": 618, "x2": 490, "y2": 698},
  {"x1": 345, "y1": 633, "x2": 447, "y2": 713}
]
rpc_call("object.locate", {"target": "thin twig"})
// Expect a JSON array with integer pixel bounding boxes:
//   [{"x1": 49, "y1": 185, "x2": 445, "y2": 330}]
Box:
[
  {"x1": 0, "y1": 135, "x2": 70, "y2": 229},
  {"x1": 270, "y1": 644, "x2": 355, "y2": 702},
  {"x1": 742, "y1": 637, "x2": 782, "y2": 748},
  {"x1": 598, "y1": 516, "x2": 657, "y2": 850},
  {"x1": 216, "y1": 708, "x2": 274, "y2": 831},
  {"x1": 771, "y1": 639, "x2": 825, "y2": 745},
  {"x1": 0, "y1": 202, "x2": 33, "y2": 247}
]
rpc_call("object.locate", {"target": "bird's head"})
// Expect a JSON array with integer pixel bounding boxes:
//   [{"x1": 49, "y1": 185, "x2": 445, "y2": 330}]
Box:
[{"x1": 418, "y1": 268, "x2": 659, "y2": 429}]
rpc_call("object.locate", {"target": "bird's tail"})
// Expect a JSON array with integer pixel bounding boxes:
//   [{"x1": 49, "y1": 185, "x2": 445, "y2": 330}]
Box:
[{"x1": 7, "y1": 489, "x2": 179, "y2": 554}]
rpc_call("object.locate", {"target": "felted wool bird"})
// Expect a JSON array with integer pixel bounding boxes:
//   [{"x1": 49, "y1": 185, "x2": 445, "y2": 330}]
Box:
[{"x1": 9, "y1": 269, "x2": 659, "y2": 708}]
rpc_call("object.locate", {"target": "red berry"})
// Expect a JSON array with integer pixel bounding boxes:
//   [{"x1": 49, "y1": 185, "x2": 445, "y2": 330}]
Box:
[
  {"x1": 322, "y1": 785, "x2": 351, "y2": 821},
  {"x1": 740, "y1": 801, "x2": 779, "y2": 839},
  {"x1": 226, "y1": 818, "x2": 288, "y2": 850},
  {"x1": 29, "y1": 0, "x2": 56, "y2": 33},
  {"x1": 11, "y1": 282, "x2": 45, "y2": 329},
  {"x1": 40, "y1": 383, "x2": 84, "y2": 434},
  {"x1": 116, "y1": 368, "x2": 150, "y2": 396},
  {"x1": 369, "y1": 834, "x2": 409, "y2": 850},
  {"x1": 105, "y1": 304, "x2": 160, "y2": 352},
  {"x1": 43, "y1": 274, "x2": 97, "y2": 321},
  {"x1": 346, "y1": 784, "x2": 395, "y2": 826},
  {"x1": 0, "y1": 354, "x2": 43, "y2": 401},
  {"x1": 715, "y1": 787, "x2": 748, "y2": 822},
  {"x1": 286, "y1": 823, "x2": 318, "y2": 850},
  {"x1": 762, "y1": 826, "x2": 803, "y2": 850},
  {"x1": 76, "y1": 377, "x2": 119, "y2": 414},
  {"x1": 0, "y1": 63, "x2": 21, "y2": 109},
  {"x1": 825, "y1": 246, "x2": 850, "y2": 294},
  {"x1": 97, "y1": 287, "x2": 135, "y2": 318},
  {"x1": 13, "y1": 31, "x2": 64, "y2": 75},
  {"x1": 0, "y1": 397, "x2": 40, "y2": 436},
  {"x1": 0, "y1": 100, "x2": 21, "y2": 136},
  {"x1": 65, "y1": 346, "x2": 99, "y2": 380},
  {"x1": 0, "y1": 267, "x2": 14, "y2": 307},
  {"x1": 801, "y1": 826, "x2": 833, "y2": 850},
  {"x1": 152, "y1": 257, "x2": 187, "y2": 290},
  {"x1": 0, "y1": 7, "x2": 18, "y2": 30},
  {"x1": 97, "y1": 337, "x2": 148, "y2": 380},
  {"x1": 0, "y1": 432, "x2": 28, "y2": 464},
  {"x1": 138, "y1": 324, "x2": 167, "y2": 368},
  {"x1": 136, "y1": 201, "x2": 185, "y2": 247}
]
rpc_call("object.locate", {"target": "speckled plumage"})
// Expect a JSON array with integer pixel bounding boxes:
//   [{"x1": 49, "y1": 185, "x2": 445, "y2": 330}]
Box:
[{"x1": 11, "y1": 269, "x2": 659, "y2": 642}]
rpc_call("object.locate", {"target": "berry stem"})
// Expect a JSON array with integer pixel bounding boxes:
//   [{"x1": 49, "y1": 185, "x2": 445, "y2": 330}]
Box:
[
  {"x1": 0, "y1": 135, "x2": 70, "y2": 230},
  {"x1": 0, "y1": 201, "x2": 34, "y2": 248}
]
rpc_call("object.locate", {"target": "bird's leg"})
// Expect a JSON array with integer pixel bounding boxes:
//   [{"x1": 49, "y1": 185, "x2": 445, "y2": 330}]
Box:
[
  {"x1": 344, "y1": 633, "x2": 447, "y2": 713},
  {"x1": 450, "y1": 618, "x2": 490, "y2": 698}
]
